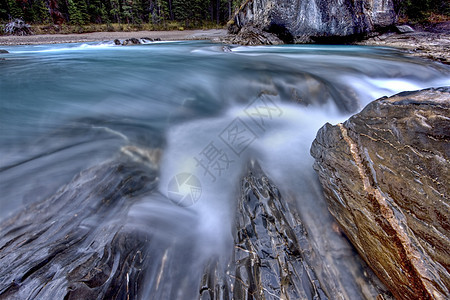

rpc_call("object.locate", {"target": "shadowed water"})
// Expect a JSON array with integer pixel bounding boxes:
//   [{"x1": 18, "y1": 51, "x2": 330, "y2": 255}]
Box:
[{"x1": 0, "y1": 41, "x2": 449, "y2": 299}]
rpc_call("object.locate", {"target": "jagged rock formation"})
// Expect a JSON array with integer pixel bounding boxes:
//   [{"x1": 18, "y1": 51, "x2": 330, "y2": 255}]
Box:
[
  {"x1": 200, "y1": 162, "x2": 393, "y2": 300},
  {"x1": 311, "y1": 87, "x2": 450, "y2": 300},
  {"x1": 0, "y1": 148, "x2": 161, "y2": 299},
  {"x1": 229, "y1": 0, "x2": 397, "y2": 43},
  {"x1": 0, "y1": 153, "x2": 393, "y2": 299}
]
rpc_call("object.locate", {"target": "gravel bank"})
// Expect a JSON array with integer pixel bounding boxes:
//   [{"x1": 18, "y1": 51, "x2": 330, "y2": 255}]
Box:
[{"x1": 0, "y1": 29, "x2": 227, "y2": 45}]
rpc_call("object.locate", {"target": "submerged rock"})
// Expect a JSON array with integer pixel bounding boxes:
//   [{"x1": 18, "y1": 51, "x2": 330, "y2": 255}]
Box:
[
  {"x1": 113, "y1": 37, "x2": 160, "y2": 46},
  {"x1": 229, "y1": 0, "x2": 397, "y2": 43},
  {"x1": 0, "y1": 50, "x2": 8, "y2": 54},
  {"x1": 311, "y1": 87, "x2": 450, "y2": 299},
  {"x1": 123, "y1": 38, "x2": 141, "y2": 46}
]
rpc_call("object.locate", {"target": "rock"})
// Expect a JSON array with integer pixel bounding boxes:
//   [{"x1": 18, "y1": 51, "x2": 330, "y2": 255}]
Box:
[
  {"x1": 221, "y1": 45, "x2": 232, "y2": 52},
  {"x1": 358, "y1": 29, "x2": 450, "y2": 64},
  {"x1": 310, "y1": 87, "x2": 450, "y2": 300},
  {"x1": 114, "y1": 38, "x2": 157, "y2": 46},
  {"x1": 0, "y1": 50, "x2": 8, "y2": 54},
  {"x1": 395, "y1": 25, "x2": 415, "y2": 33},
  {"x1": 229, "y1": 0, "x2": 397, "y2": 43},
  {"x1": 122, "y1": 38, "x2": 140, "y2": 46},
  {"x1": 224, "y1": 26, "x2": 283, "y2": 45},
  {"x1": 0, "y1": 149, "x2": 161, "y2": 299},
  {"x1": 200, "y1": 161, "x2": 393, "y2": 299}
]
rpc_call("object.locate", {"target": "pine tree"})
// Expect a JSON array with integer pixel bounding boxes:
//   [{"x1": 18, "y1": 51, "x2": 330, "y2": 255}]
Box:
[
  {"x1": 0, "y1": 0, "x2": 8, "y2": 21},
  {"x1": 31, "y1": 0, "x2": 51, "y2": 24},
  {"x1": 8, "y1": 0, "x2": 24, "y2": 19},
  {"x1": 110, "y1": 0, "x2": 121, "y2": 23},
  {"x1": 68, "y1": 0, "x2": 88, "y2": 25},
  {"x1": 88, "y1": 0, "x2": 108, "y2": 23}
]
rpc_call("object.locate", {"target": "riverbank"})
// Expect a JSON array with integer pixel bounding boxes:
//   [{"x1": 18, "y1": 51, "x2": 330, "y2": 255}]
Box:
[
  {"x1": 357, "y1": 27, "x2": 450, "y2": 65},
  {"x1": 0, "y1": 29, "x2": 227, "y2": 45},
  {"x1": 1, "y1": 27, "x2": 449, "y2": 65}
]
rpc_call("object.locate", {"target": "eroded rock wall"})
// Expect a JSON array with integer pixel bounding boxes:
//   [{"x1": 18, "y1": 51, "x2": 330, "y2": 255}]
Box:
[{"x1": 231, "y1": 0, "x2": 397, "y2": 42}]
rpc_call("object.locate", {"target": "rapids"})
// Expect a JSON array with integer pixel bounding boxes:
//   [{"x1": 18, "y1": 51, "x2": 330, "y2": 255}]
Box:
[{"x1": 0, "y1": 41, "x2": 449, "y2": 299}]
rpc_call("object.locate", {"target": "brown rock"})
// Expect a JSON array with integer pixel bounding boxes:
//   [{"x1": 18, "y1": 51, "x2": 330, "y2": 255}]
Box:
[
  {"x1": 223, "y1": 26, "x2": 284, "y2": 46},
  {"x1": 310, "y1": 87, "x2": 450, "y2": 299}
]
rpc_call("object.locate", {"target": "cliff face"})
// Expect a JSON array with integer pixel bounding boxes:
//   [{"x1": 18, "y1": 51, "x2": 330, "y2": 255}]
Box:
[
  {"x1": 231, "y1": 0, "x2": 397, "y2": 42},
  {"x1": 310, "y1": 87, "x2": 450, "y2": 300}
]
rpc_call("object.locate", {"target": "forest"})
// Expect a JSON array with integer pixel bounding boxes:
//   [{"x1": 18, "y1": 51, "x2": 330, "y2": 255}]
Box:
[
  {"x1": 0, "y1": 0, "x2": 448, "y2": 29},
  {"x1": 0, "y1": 0, "x2": 243, "y2": 27}
]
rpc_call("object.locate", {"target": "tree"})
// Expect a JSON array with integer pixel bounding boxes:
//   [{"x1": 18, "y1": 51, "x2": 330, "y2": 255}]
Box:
[
  {"x1": 7, "y1": 0, "x2": 23, "y2": 19},
  {"x1": 31, "y1": 0, "x2": 51, "y2": 24},
  {"x1": 68, "y1": 0, "x2": 88, "y2": 25}
]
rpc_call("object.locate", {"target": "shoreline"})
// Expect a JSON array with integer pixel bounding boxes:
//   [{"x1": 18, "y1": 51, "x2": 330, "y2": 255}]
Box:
[
  {"x1": 0, "y1": 29, "x2": 228, "y2": 46},
  {"x1": 357, "y1": 30, "x2": 450, "y2": 65},
  {"x1": 1, "y1": 28, "x2": 448, "y2": 65}
]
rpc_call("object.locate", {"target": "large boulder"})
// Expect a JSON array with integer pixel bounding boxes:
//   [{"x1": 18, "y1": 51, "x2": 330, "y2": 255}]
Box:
[
  {"x1": 230, "y1": 0, "x2": 397, "y2": 43},
  {"x1": 310, "y1": 87, "x2": 450, "y2": 299}
]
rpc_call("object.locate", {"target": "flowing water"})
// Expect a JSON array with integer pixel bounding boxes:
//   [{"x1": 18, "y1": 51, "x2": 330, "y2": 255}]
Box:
[{"x1": 0, "y1": 41, "x2": 449, "y2": 298}]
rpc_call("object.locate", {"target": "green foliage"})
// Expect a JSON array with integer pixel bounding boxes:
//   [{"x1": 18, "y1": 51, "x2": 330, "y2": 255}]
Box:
[
  {"x1": 400, "y1": 0, "x2": 449, "y2": 21},
  {"x1": 0, "y1": 1, "x2": 9, "y2": 22},
  {"x1": 31, "y1": 0, "x2": 51, "y2": 24},
  {"x1": 88, "y1": 0, "x2": 109, "y2": 23},
  {"x1": 1, "y1": 0, "x2": 238, "y2": 28},
  {"x1": 68, "y1": 0, "x2": 89, "y2": 25},
  {"x1": 8, "y1": 0, "x2": 23, "y2": 19}
]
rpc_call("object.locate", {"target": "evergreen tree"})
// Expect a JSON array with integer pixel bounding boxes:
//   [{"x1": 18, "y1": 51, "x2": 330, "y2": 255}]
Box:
[
  {"x1": 0, "y1": 0, "x2": 8, "y2": 21},
  {"x1": 88, "y1": 0, "x2": 108, "y2": 23},
  {"x1": 110, "y1": 0, "x2": 121, "y2": 23},
  {"x1": 68, "y1": 0, "x2": 89, "y2": 25},
  {"x1": 31, "y1": 0, "x2": 51, "y2": 24},
  {"x1": 8, "y1": 0, "x2": 23, "y2": 19}
]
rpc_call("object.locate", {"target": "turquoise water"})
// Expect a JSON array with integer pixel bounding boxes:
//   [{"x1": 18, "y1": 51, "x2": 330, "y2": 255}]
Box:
[{"x1": 0, "y1": 41, "x2": 449, "y2": 298}]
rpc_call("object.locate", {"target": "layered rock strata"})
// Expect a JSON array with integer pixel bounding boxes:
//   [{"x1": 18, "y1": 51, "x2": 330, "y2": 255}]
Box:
[{"x1": 311, "y1": 87, "x2": 450, "y2": 299}]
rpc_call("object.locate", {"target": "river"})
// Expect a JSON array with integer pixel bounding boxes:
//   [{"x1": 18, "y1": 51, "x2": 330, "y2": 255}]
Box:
[{"x1": 0, "y1": 41, "x2": 449, "y2": 299}]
